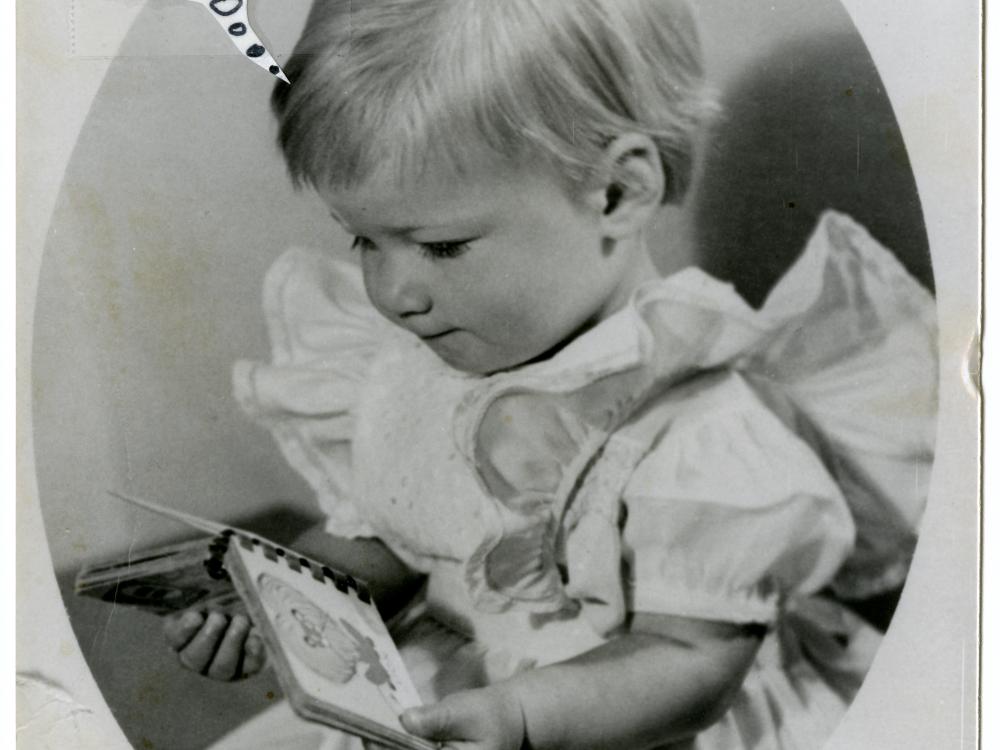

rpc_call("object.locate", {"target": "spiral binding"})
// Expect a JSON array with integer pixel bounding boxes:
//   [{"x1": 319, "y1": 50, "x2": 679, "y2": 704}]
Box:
[
  {"x1": 204, "y1": 529, "x2": 234, "y2": 581},
  {"x1": 205, "y1": 530, "x2": 372, "y2": 604}
]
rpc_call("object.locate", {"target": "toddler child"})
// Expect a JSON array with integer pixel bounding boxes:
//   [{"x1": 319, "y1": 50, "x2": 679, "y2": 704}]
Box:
[{"x1": 164, "y1": 1, "x2": 938, "y2": 748}]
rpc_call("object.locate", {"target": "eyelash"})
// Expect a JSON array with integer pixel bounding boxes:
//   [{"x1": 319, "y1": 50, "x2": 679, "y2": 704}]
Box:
[{"x1": 350, "y1": 236, "x2": 473, "y2": 260}]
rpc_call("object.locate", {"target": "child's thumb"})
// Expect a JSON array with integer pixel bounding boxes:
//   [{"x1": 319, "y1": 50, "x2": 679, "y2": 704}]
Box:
[{"x1": 400, "y1": 702, "x2": 459, "y2": 740}]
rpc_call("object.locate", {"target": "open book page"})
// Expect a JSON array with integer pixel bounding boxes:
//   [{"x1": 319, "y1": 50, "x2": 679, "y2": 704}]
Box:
[
  {"x1": 223, "y1": 536, "x2": 430, "y2": 748},
  {"x1": 75, "y1": 536, "x2": 244, "y2": 615},
  {"x1": 106, "y1": 491, "x2": 242, "y2": 537}
]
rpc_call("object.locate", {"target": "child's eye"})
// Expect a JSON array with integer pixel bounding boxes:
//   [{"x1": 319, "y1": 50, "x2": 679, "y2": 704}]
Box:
[
  {"x1": 350, "y1": 236, "x2": 473, "y2": 259},
  {"x1": 420, "y1": 240, "x2": 474, "y2": 260}
]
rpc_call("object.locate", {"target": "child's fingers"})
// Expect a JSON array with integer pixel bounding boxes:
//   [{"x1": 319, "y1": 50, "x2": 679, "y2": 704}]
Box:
[
  {"x1": 241, "y1": 629, "x2": 267, "y2": 677},
  {"x1": 163, "y1": 609, "x2": 206, "y2": 650},
  {"x1": 401, "y1": 697, "x2": 466, "y2": 741},
  {"x1": 401, "y1": 688, "x2": 525, "y2": 748},
  {"x1": 176, "y1": 610, "x2": 229, "y2": 674},
  {"x1": 206, "y1": 614, "x2": 251, "y2": 681}
]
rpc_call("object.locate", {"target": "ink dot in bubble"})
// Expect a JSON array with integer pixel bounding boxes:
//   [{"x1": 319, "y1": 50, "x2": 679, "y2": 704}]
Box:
[
  {"x1": 228, "y1": 22, "x2": 247, "y2": 36},
  {"x1": 247, "y1": 44, "x2": 266, "y2": 58},
  {"x1": 269, "y1": 65, "x2": 280, "y2": 76}
]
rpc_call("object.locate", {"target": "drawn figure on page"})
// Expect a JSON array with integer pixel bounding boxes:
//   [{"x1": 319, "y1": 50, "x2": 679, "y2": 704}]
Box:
[{"x1": 257, "y1": 573, "x2": 403, "y2": 714}]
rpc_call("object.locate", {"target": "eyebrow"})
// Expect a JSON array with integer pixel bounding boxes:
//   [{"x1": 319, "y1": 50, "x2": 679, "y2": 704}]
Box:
[{"x1": 329, "y1": 213, "x2": 485, "y2": 238}]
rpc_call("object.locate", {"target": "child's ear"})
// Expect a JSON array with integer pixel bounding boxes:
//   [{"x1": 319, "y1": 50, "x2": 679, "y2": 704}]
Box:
[{"x1": 585, "y1": 134, "x2": 666, "y2": 239}]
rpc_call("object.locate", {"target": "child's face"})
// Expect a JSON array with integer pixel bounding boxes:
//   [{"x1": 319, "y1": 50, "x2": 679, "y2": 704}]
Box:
[{"x1": 321, "y1": 154, "x2": 656, "y2": 375}]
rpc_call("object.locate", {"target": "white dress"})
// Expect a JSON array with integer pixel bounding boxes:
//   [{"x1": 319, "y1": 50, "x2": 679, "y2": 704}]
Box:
[{"x1": 213, "y1": 211, "x2": 937, "y2": 750}]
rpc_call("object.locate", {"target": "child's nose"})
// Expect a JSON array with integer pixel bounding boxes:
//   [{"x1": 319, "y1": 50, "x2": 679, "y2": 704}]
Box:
[{"x1": 370, "y1": 248, "x2": 433, "y2": 319}]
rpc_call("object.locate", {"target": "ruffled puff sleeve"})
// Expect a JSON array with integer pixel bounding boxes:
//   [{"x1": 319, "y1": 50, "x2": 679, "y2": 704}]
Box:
[
  {"x1": 619, "y1": 371, "x2": 856, "y2": 625},
  {"x1": 232, "y1": 248, "x2": 392, "y2": 539}
]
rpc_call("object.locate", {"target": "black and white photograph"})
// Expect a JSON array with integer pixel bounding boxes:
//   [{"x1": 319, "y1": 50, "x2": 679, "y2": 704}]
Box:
[{"x1": 17, "y1": 1, "x2": 980, "y2": 748}]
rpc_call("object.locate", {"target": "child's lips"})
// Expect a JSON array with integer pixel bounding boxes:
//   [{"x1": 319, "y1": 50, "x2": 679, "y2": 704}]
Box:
[{"x1": 420, "y1": 328, "x2": 458, "y2": 341}]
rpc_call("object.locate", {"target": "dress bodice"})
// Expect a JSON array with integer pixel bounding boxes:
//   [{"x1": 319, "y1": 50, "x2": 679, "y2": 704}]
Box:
[{"x1": 233, "y1": 210, "x2": 937, "y2": 670}]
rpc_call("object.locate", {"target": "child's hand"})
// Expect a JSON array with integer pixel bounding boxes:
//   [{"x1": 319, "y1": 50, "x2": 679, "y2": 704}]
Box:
[
  {"x1": 400, "y1": 686, "x2": 526, "y2": 750},
  {"x1": 163, "y1": 609, "x2": 266, "y2": 681}
]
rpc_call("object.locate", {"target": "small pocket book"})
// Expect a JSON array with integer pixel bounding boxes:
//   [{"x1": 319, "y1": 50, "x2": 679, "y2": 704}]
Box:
[{"x1": 75, "y1": 492, "x2": 436, "y2": 750}]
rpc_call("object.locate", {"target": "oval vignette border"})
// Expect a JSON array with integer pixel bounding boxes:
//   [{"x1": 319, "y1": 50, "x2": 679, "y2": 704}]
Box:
[{"x1": 16, "y1": 1, "x2": 980, "y2": 749}]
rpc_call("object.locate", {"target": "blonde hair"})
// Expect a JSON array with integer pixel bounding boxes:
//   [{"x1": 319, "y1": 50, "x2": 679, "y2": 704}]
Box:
[{"x1": 273, "y1": 0, "x2": 710, "y2": 203}]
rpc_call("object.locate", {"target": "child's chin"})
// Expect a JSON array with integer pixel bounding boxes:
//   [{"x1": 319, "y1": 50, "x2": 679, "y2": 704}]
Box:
[
  {"x1": 422, "y1": 333, "x2": 548, "y2": 376},
  {"x1": 434, "y1": 350, "x2": 540, "y2": 378},
  {"x1": 426, "y1": 343, "x2": 508, "y2": 376},
  {"x1": 430, "y1": 348, "x2": 494, "y2": 376}
]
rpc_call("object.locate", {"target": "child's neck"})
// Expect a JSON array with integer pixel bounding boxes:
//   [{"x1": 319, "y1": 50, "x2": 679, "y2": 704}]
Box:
[
  {"x1": 513, "y1": 238, "x2": 660, "y2": 370},
  {"x1": 505, "y1": 243, "x2": 659, "y2": 373},
  {"x1": 595, "y1": 235, "x2": 662, "y2": 323}
]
